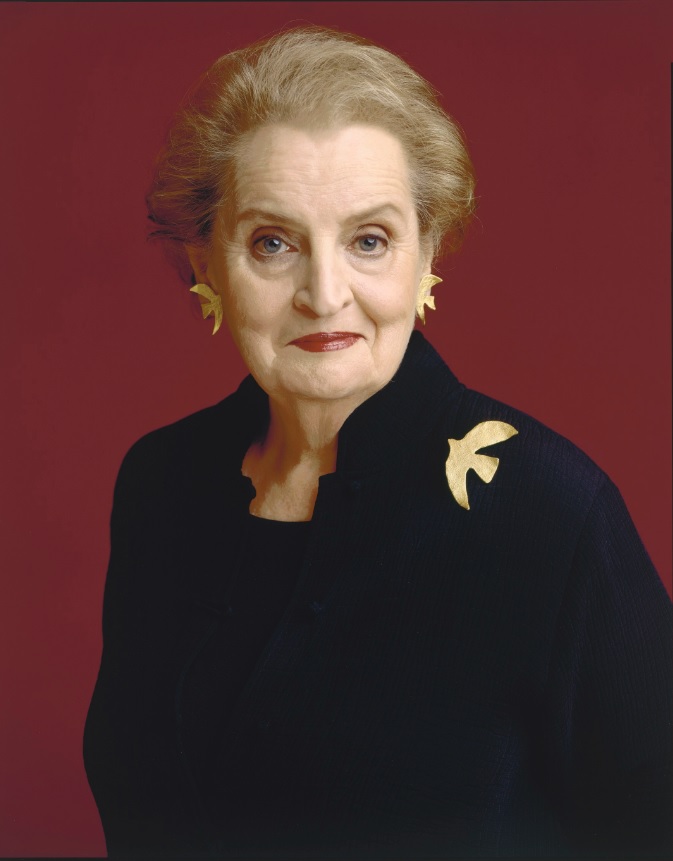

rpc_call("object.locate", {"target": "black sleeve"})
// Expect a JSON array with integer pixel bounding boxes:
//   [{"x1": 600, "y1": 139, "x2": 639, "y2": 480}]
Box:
[
  {"x1": 83, "y1": 439, "x2": 186, "y2": 858},
  {"x1": 544, "y1": 476, "x2": 673, "y2": 858}
]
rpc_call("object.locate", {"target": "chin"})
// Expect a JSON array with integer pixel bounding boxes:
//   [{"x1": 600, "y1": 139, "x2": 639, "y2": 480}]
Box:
[
  {"x1": 292, "y1": 378, "x2": 375, "y2": 403},
  {"x1": 279, "y1": 364, "x2": 382, "y2": 403}
]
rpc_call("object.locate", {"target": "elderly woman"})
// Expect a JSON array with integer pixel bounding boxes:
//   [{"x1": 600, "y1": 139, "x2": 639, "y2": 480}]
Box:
[{"x1": 84, "y1": 27, "x2": 672, "y2": 860}]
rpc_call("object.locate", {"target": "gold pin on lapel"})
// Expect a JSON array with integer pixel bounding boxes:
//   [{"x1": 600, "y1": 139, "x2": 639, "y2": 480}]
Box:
[{"x1": 446, "y1": 421, "x2": 518, "y2": 510}]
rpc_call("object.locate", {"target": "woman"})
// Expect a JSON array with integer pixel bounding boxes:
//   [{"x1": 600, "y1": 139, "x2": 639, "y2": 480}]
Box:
[{"x1": 84, "y1": 26, "x2": 673, "y2": 859}]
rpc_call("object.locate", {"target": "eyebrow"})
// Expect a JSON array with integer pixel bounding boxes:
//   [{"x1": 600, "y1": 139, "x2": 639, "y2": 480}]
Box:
[{"x1": 235, "y1": 204, "x2": 407, "y2": 229}]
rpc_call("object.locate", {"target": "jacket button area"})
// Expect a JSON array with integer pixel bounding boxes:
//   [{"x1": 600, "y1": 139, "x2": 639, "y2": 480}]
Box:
[
  {"x1": 346, "y1": 478, "x2": 363, "y2": 494},
  {"x1": 308, "y1": 601, "x2": 324, "y2": 616}
]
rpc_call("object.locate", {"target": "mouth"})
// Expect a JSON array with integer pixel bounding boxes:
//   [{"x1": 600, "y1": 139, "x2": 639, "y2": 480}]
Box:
[{"x1": 289, "y1": 332, "x2": 363, "y2": 353}]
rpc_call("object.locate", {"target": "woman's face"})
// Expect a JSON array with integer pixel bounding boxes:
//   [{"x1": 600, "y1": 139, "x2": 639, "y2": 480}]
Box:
[{"x1": 196, "y1": 123, "x2": 431, "y2": 406}]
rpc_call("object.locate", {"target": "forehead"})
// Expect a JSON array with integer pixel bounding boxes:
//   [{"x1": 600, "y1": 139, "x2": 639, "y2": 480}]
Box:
[{"x1": 232, "y1": 124, "x2": 416, "y2": 224}]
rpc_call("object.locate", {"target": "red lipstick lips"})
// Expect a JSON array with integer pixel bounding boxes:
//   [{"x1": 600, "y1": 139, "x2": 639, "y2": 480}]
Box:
[{"x1": 289, "y1": 332, "x2": 362, "y2": 353}]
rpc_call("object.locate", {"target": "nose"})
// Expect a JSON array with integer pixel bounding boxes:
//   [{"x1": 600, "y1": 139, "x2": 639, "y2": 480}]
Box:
[{"x1": 293, "y1": 246, "x2": 353, "y2": 318}]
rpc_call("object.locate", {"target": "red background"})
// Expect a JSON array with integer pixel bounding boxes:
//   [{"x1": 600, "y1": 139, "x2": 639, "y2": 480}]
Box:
[{"x1": 1, "y1": 2, "x2": 671, "y2": 856}]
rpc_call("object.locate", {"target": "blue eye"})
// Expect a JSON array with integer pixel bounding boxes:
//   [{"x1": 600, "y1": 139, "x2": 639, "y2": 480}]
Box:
[
  {"x1": 357, "y1": 235, "x2": 385, "y2": 253},
  {"x1": 255, "y1": 235, "x2": 289, "y2": 255}
]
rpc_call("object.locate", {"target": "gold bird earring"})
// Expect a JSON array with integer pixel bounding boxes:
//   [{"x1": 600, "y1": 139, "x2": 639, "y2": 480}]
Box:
[
  {"x1": 416, "y1": 275, "x2": 443, "y2": 325},
  {"x1": 190, "y1": 283, "x2": 223, "y2": 335}
]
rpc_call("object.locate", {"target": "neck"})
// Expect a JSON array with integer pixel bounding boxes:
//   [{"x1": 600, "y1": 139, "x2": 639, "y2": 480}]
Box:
[
  {"x1": 241, "y1": 393, "x2": 362, "y2": 521},
  {"x1": 258, "y1": 398, "x2": 357, "y2": 475}
]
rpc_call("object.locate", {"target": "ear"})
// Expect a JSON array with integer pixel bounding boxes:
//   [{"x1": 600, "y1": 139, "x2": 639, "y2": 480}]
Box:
[{"x1": 185, "y1": 245, "x2": 210, "y2": 285}]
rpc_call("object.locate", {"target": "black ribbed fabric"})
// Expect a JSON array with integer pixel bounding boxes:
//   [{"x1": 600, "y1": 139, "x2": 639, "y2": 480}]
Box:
[
  {"x1": 84, "y1": 332, "x2": 673, "y2": 860},
  {"x1": 181, "y1": 515, "x2": 311, "y2": 813}
]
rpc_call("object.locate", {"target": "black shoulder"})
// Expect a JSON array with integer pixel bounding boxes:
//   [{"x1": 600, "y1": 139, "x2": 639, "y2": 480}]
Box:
[
  {"x1": 120, "y1": 398, "x2": 228, "y2": 472},
  {"x1": 113, "y1": 401, "x2": 219, "y2": 497},
  {"x1": 119, "y1": 376, "x2": 264, "y2": 478},
  {"x1": 111, "y1": 377, "x2": 264, "y2": 514},
  {"x1": 446, "y1": 386, "x2": 609, "y2": 527}
]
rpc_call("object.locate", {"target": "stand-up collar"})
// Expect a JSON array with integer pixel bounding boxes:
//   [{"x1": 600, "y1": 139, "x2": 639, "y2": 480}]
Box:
[
  {"x1": 228, "y1": 331, "x2": 463, "y2": 476},
  {"x1": 336, "y1": 331, "x2": 462, "y2": 473}
]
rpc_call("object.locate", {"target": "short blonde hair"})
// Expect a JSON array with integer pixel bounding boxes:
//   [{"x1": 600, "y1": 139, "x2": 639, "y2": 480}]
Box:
[{"x1": 147, "y1": 26, "x2": 476, "y2": 281}]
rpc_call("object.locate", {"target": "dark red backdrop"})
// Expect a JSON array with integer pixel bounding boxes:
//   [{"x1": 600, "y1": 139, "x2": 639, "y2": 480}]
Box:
[{"x1": 1, "y1": 2, "x2": 670, "y2": 856}]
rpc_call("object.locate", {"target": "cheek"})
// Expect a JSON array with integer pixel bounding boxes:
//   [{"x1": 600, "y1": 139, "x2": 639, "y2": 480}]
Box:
[
  {"x1": 220, "y1": 264, "x2": 286, "y2": 332},
  {"x1": 362, "y1": 274, "x2": 417, "y2": 323},
  {"x1": 385, "y1": 252, "x2": 423, "y2": 309},
  {"x1": 224, "y1": 294, "x2": 278, "y2": 337}
]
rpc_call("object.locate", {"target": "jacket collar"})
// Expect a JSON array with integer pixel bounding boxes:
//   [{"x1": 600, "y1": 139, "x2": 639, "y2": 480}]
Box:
[
  {"x1": 336, "y1": 330, "x2": 462, "y2": 473},
  {"x1": 224, "y1": 331, "x2": 463, "y2": 477}
]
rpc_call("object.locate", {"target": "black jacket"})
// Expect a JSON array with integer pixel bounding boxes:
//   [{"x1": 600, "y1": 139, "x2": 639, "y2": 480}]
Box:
[{"x1": 84, "y1": 331, "x2": 673, "y2": 859}]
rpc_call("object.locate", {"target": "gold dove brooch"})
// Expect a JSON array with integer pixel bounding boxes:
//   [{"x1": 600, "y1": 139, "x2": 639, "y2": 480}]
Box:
[{"x1": 445, "y1": 421, "x2": 518, "y2": 510}]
